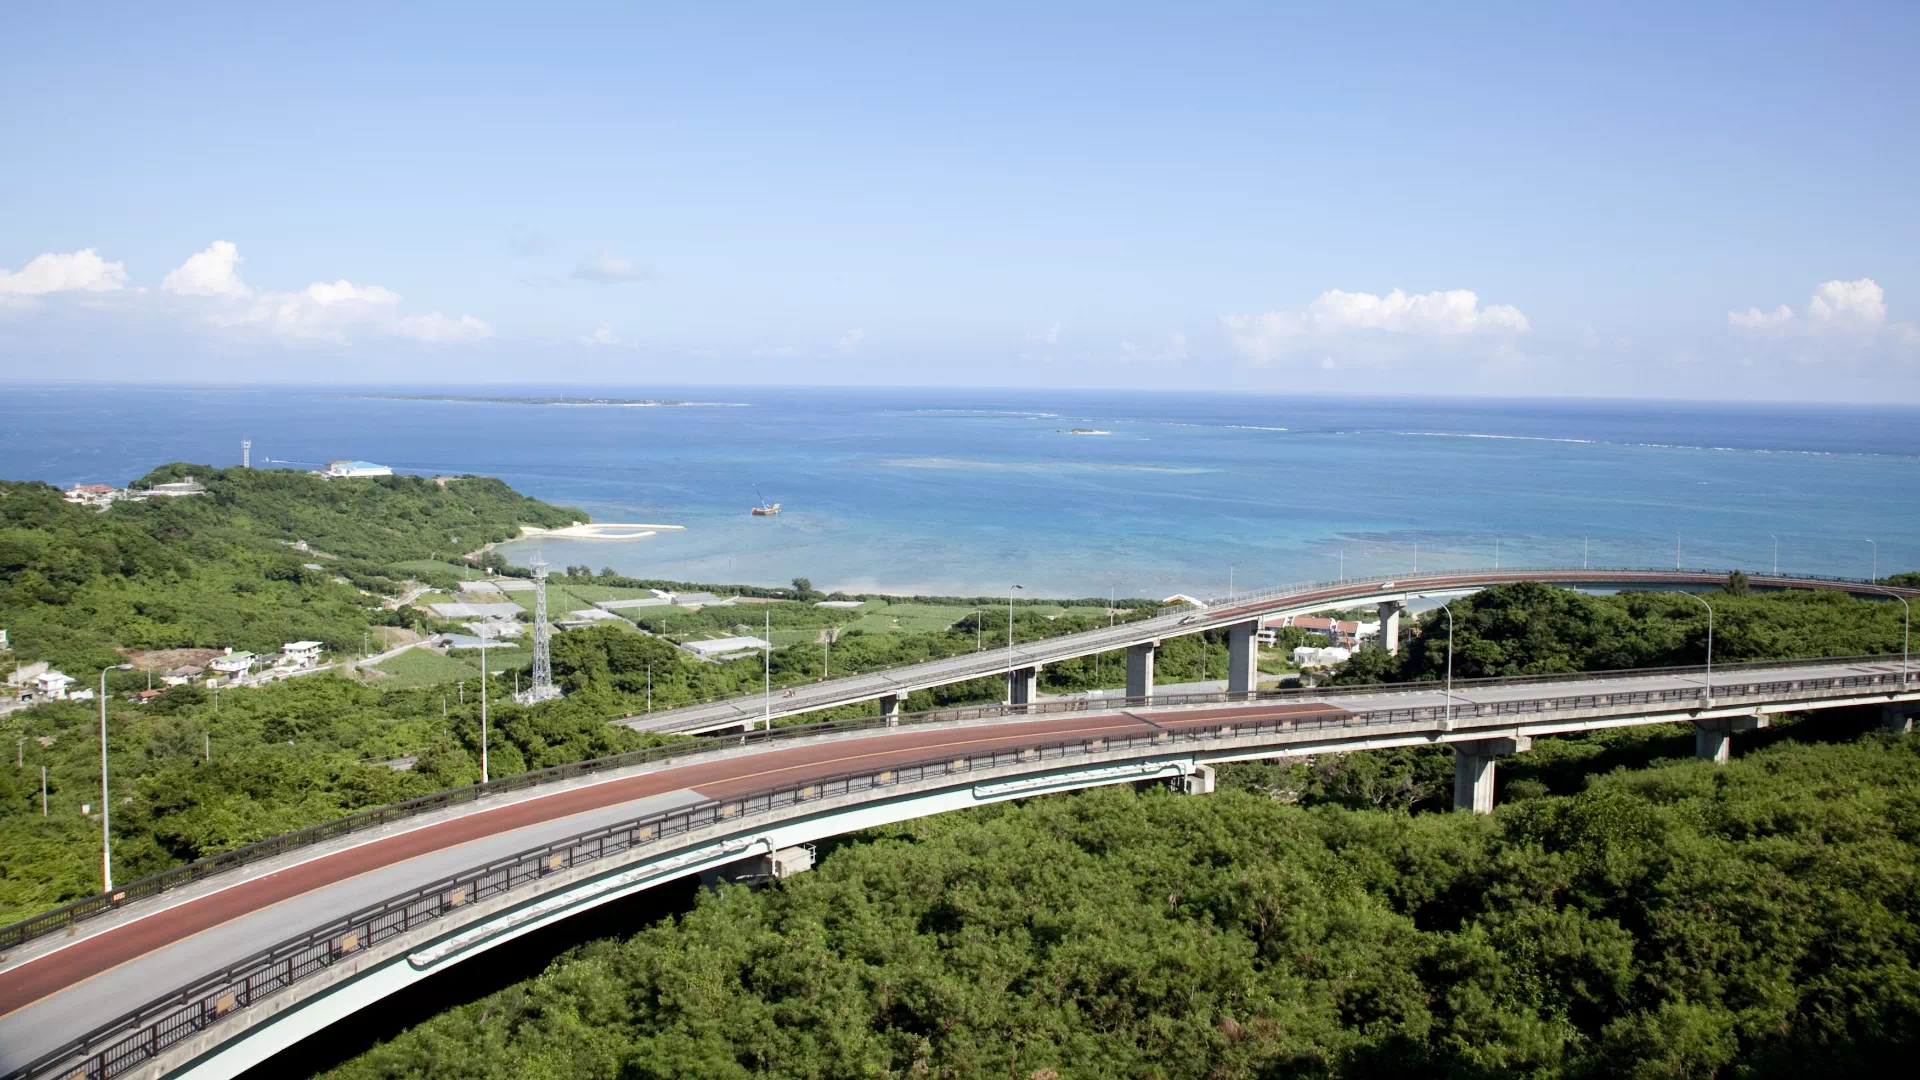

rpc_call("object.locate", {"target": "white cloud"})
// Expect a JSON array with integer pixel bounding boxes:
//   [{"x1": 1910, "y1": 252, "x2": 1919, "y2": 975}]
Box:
[
  {"x1": 572, "y1": 250, "x2": 653, "y2": 283},
  {"x1": 838, "y1": 328, "x2": 866, "y2": 353},
  {"x1": 581, "y1": 325, "x2": 621, "y2": 347},
  {"x1": 1031, "y1": 322, "x2": 1062, "y2": 346},
  {"x1": 164, "y1": 243, "x2": 491, "y2": 345},
  {"x1": 0, "y1": 248, "x2": 128, "y2": 296},
  {"x1": 1729, "y1": 278, "x2": 1888, "y2": 335},
  {"x1": 161, "y1": 240, "x2": 250, "y2": 297},
  {"x1": 1222, "y1": 287, "x2": 1528, "y2": 363}
]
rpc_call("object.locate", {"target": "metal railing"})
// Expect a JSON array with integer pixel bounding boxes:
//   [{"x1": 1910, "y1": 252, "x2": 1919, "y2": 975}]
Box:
[
  {"x1": 12, "y1": 660, "x2": 1917, "y2": 1080},
  {"x1": 4, "y1": 643, "x2": 1911, "y2": 955}
]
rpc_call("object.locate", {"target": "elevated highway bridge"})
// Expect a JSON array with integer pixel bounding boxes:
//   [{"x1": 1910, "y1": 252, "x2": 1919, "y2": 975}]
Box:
[
  {"x1": 624, "y1": 568, "x2": 1917, "y2": 734},
  {"x1": 1, "y1": 643, "x2": 1914, "y2": 1080}
]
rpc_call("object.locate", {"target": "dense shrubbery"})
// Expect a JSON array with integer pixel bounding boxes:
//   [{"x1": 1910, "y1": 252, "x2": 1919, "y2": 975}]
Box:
[
  {"x1": 1329, "y1": 579, "x2": 1910, "y2": 686},
  {"x1": 323, "y1": 729, "x2": 1920, "y2": 1079}
]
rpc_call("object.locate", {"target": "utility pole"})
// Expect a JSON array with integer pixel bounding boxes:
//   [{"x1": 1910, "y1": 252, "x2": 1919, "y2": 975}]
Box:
[
  {"x1": 1583, "y1": 536, "x2": 1589, "y2": 570},
  {"x1": 42, "y1": 765, "x2": 48, "y2": 815},
  {"x1": 762, "y1": 604, "x2": 771, "y2": 730},
  {"x1": 646, "y1": 662, "x2": 652, "y2": 713},
  {"x1": 1770, "y1": 534, "x2": 1778, "y2": 576}
]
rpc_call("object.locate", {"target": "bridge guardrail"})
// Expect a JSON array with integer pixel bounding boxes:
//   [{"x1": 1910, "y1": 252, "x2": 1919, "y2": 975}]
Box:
[
  {"x1": 14, "y1": 662, "x2": 1916, "y2": 1080},
  {"x1": 4, "y1": 642, "x2": 1911, "y2": 956}
]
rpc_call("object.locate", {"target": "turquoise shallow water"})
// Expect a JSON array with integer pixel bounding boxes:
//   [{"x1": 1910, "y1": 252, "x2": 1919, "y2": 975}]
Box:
[{"x1": 4, "y1": 385, "x2": 1917, "y2": 598}]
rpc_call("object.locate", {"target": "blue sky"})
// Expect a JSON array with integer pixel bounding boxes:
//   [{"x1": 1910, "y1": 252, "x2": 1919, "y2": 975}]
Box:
[{"x1": 3, "y1": 2, "x2": 1917, "y2": 399}]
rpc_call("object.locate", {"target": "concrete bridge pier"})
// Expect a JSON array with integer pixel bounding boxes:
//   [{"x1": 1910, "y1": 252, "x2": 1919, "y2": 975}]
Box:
[
  {"x1": 1126, "y1": 641, "x2": 1158, "y2": 702},
  {"x1": 1453, "y1": 735, "x2": 1531, "y2": 813},
  {"x1": 1377, "y1": 601, "x2": 1405, "y2": 655},
  {"x1": 1694, "y1": 714, "x2": 1768, "y2": 763},
  {"x1": 1227, "y1": 621, "x2": 1260, "y2": 696},
  {"x1": 879, "y1": 694, "x2": 902, "y2": 725},
  {"x1": 1007, "y1": 666, "x2": 1038, "y2": 710},
  {"x1": 1883, "y1": 703, "x2": 1916, "y2": 733}
]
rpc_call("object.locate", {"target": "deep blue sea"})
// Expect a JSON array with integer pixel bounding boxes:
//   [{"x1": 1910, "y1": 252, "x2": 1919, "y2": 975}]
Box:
[{"x1": 4, "y1": 384, "x2": 1917, "y2": 599}]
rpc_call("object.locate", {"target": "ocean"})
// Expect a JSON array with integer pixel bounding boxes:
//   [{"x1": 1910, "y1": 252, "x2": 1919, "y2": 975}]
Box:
[{"x1": 4, "y1": 384, "x2": 1917, "y2": 599}]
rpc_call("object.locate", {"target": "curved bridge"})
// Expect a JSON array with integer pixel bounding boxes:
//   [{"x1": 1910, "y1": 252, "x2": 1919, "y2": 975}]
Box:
[
  {"x1": 1, "y1": 648, "x2": 1914, "y2": 1080},
  {"x1": 626, "y1": 568, "x2": 1912, "y2": 734}
]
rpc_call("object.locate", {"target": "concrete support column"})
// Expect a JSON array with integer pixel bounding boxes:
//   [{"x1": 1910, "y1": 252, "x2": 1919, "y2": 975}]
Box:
[
  {"x1": 1452, "y1": 735, "x2": 1531, "y2": 814},
  {"x1": 1882, "y1": 704, "x2": 1915, "y2": 734},
  {"x1": 878, "y1": 693, "x2": 902, "y2": 726},
  {"x1": 1007, "y1": 666, "x2": 1038, "y2": 709},
  {"x1": 1126, "y1": 641, "x2": 1157, "y2": 702},
  {"x1": 1694, "y1": 714, "x2": 1768, "y2": 764},
  {"x1": 1226, "y1": 621, "x2": 1259, "y2": 696},
  {"x1": 1173, "y1": 763, "x2": 1216, "y2": 795},
  {"x1": 1377, "y1": 602, "x2": 1405, "y2": 655}
]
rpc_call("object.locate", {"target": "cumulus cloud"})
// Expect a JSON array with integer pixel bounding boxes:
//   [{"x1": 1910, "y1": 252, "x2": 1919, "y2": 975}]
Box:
[
  {"x1": 581, "y1": 325, "x2": 622, "y2": 347},
  {"x1": 1729, "y1": 278, "x2": 1888, "y2": 335},
  {"x1": 1031, "y1": 322, "x2": 1062, "y2": 346},
  {"x1": 838, "y1": 328, "x2": 866, "y2": 353},
  {"x1": 0, "y1": 248, "x2": 128, "y2": 297},
  {"x1": 572, "y1": 250, "x2": 653, "y2": 283},
  {"x1": 164, "y1": 242, "x2": 491, "y2": 344},
  {"x1": 161, "y1": 240, "x2": 250, "y2": 297},
  {"x1": 1221, "y1": 287, "x2": 1528, "y2": 363}
]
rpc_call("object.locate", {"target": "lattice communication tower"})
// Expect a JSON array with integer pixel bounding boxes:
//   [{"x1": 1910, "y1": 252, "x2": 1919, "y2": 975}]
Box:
[{"x1": 516, "y1": 556, "x2": 562, "y2": 703}]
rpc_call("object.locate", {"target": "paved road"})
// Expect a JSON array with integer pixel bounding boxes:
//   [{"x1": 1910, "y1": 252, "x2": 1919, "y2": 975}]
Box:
[{"x1": 621, "y1": 569, "x2": 1916, "y2": 734}]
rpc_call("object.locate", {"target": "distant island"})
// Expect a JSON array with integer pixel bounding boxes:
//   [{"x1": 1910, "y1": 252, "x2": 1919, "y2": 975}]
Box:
[{"x1": 344, "y1": 394, "x2": 748, "y2": 408}]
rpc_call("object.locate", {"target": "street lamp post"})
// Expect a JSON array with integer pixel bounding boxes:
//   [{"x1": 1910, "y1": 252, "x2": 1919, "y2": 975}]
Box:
[
  {"x1": 1583, "y1": 537, "x2": 1589, "y2": 571},
  {"x1": 1679, "y1": 592, "x2": 1714, "y2": 706},
  {"x1": 1770, "y1": 534, "x2": 1778, "y2": 576},
  {"x1": 99, "y1": 662, "x2": 133, "y2": 892},
  {"x1": 1870, "y1": 587, "x2": 1911, "y2": 688},
  {"x1": 1437, "y1": 603, "x2": 1455, "y2": 729},
  {"x1": 1867, "y1": 539, "x2": 1878, "y2": 582}
]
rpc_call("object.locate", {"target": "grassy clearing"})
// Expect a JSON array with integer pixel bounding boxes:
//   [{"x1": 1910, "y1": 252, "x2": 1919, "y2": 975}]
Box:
[{"x1": 375, "y1": 647, "x2": 496, "y2": 689}]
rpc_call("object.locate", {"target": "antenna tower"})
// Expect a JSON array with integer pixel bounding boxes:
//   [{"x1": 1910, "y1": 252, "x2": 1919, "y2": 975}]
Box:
[
  {"x1": 520, "y1": 556, "x2": 561, "y2": 703},
  {"x1": 242, "y1": 439, "x2": 251, "y2": 468}
]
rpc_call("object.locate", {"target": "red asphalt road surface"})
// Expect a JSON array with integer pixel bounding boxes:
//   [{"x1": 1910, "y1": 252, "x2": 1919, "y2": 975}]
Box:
[{"x1": 0, "y1": 701, "x2": 1346, "y2": 1018}]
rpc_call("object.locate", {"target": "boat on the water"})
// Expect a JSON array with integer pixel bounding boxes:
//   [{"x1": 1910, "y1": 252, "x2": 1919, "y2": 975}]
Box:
[{"x1": 751, "y1": 485, "x2": 782, "y2": 516}]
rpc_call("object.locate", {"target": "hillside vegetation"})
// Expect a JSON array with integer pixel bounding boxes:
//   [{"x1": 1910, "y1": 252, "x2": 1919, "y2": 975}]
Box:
[
  {"x1": 0, "y1": 466, "x2": 580, "y2": 671},
  {"x1": 322, "y1": 728, "x2": 1920, "y2": 1079}
]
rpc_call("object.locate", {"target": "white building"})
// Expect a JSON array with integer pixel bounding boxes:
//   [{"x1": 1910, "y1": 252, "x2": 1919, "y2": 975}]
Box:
[
  {"x1": 31, "y1": 670, "x2": 77, "y2": 700},
  {"x1": 281, "y1": 641, "x2": 324, "y2": 667},
  {"x1": 1291, "y1": 645, "x2": 1353, "y2": 669},
  {"x1": 684, "y1": 636, "x2": 772, "y2": 660},
  {"x1": 7, "y1": 661, "x2": 50, "y2": 688},
  {"x1": 149, "y1": 476, "x2": 207, "y2": 497},
  {"x1": 322, "y1": 460, "x2": 394, "y2": 478},
  {"x1": 209, "y1": 651, "x2": 257, "y2": 676}
]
